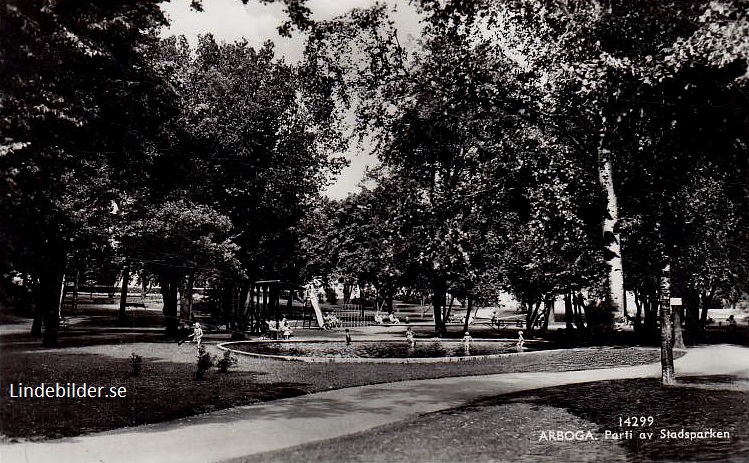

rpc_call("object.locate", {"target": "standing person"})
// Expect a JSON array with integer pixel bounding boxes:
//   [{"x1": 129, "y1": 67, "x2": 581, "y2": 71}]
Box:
[
  {"x1": 345, "y1": 329, "x2": 352, "y2": 345},
  {"x1": 179, "y1": 322, "x2": 203, "y2": 348},
  {"x1": 461, "y1": 331, "x2": 473, "y2": 354},
  {"x1": 517, "y1": 330, "x2": 525, "y2": 349},
  {"x1": 405, "y1": 326, "x2": 415, "y2": 347}
]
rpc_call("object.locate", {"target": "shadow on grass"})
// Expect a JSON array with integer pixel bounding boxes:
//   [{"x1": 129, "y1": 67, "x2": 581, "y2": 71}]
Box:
[
  {"x1": 475, "y1": 376, "x2": 749, "y2": 462},
  {"x1": 0, "y1": 329, "x2": 168, "y2": 349},
  {"x1": 0, "y1": 348, "x2": 310, "y2": 440}
]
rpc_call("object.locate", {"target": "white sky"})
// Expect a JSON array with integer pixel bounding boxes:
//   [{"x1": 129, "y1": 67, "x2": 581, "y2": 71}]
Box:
[{"x1": 161, "y1": 0, "x2": 420, "y2": 199}]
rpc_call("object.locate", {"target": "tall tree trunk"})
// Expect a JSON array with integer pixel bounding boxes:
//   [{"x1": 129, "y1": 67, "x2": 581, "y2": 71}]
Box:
[
  {"x1": 32, "y1": 242, "x2": 68, "y2": 345},
  {"x1": 683, "y1": 291, "x2": 702, "y2": 341},
  {"x1": 633, "y1": 288, "x2": 643, "y2": 333},
  {"x1": 31, "y1": 303, "x2": 43, "y2": 337},
  {"x1": 526, "y1": 299, "x2": 541, "y2": 331},
  {"x1": 642, "y1": 280, "x2": 659, "y2": 336},
  {"x1": 343, "y1": 281, "x2": 352, "y2": 305},
  {"x1": 118, "y1": 262, "x2": 129, "y2": 325},
  {"x1": 564, "y1": 293, "x2": 574, "y2": 330},
  {"x1": 234, "y1": 283, "x2": 250, "y2": 338},
  {"x1": 541, "y1": 297, "x2": 553, "y2": 331},
  {"x1": 230, "y1": 283, "x2": 243, "y2": 332},
  {"x1": 160, "y1": 271, "x2": 180, "y2": 338},
  {"x1": 659, "y1": 263, "x2": 675, "y2": 386},
  {"x1": 581, "y1": 298, "x2": 592, "y2": 331},
  {"x1": 37, "y1": 268, "x2": 65, "y2": 347},
  {"x1": 178, "y1": 271, "x2": 195, "y2": 322},
  {"x1": 699, "y1": 290, "x2": 713, "y2": 328},
  {"x1": 432, "y1": 277, "x2": 447, "y2": 337},
  {"x1": 462, "y1": 297, "x2": 472, "y2": 334},
  {"x1": 673, "y1": 305, "x2": 685, "y2": 349},
  {"x1": 443, "y1": 295, "x2": 455, "y2": 324},
  {"x1": 598, "y1": 142, "x2": 625, "y2": 321},
  {"x1": 573, "y1": 293, "x2": 586, "y2": 330}
]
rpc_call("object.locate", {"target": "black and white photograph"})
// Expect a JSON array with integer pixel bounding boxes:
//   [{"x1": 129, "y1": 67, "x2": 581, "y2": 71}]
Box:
[{"x1": 1, "y1": 1, "x2": 748, "y2": 462}]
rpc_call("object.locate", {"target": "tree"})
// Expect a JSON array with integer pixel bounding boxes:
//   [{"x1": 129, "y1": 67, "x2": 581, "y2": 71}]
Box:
[
  {"x1": 309, "y1": 0, "x2": 748, "y2": 352},
  {"x1": 118, "y1": 200, "x2": 240, "y2": 337},
  {"x1": 0, "y1": 0, "x2": 174, "y2": 345},
  {"x1": 673, "y1": 176, "x2": 748, "y2": 336},
  {"x1": 494, "y1": 140, "x2": 606, "y2": 333},
  {"x1": 591, "y1": 1, "x2": 749, "y2": 351},
  {"x1": 464, "y1": 0, "x2": 748, "y2": 384},
  {"x1": 306, "y1": 2, "x2": 615, "y2": 336},
  {"x1": 147, "y1": 33, "x2": 345, "y2": 333},
  {"x1": 300, "y1": 174, "x2": 427, "y2": 314}
]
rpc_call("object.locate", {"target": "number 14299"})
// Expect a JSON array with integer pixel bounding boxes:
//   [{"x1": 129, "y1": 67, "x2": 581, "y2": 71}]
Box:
[{"x1": 619, "y1": 416, "x2": 654, "y2": 427}]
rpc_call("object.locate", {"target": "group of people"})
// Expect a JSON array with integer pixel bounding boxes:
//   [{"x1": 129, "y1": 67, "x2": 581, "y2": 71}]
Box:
[
  {"x1": 462, "y1": 330, "x2": 524, "y2": 351},
  {"x1": 374, "y1": 312, "x2": 401, "y2": 324},
  {"x1": 323, "y1": 312, "x2": 342, "y2": 330},
  {"x1": 266, "y1": 317, "x2": 293, "y2": 339}
]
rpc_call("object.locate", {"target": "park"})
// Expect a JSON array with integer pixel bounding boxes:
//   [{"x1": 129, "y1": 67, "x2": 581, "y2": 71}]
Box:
[{"x1": 2, "y1": 1, "x2": 749, "y2": 462}]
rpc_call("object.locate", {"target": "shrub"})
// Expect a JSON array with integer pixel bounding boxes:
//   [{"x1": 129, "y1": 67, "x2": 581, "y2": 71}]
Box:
[
  {"x1": 216, "y1": 350, "x2": 238, "y2": 373},
  {"x1": 195, "y1": 346, "x2": 214, "y2": 380}
]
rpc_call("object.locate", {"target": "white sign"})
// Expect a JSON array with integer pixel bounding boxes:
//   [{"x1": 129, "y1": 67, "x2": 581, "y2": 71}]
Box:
[{"x1": 669, "y1": 298, "x2": 682, "y2": 306}]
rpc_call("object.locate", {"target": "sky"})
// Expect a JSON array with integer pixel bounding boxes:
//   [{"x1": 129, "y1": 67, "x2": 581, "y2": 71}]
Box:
[{"x1": 160, "y1": 0, "x2": 420, "y2": 199}]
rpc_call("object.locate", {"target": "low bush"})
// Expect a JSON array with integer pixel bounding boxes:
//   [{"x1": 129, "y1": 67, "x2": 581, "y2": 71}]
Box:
[
  {"x1": 195, "y1": 346, "x2": 214, "y2": 380},
  {"x1": 216, "y1": 350, "x2": 237, "y2": 373}
]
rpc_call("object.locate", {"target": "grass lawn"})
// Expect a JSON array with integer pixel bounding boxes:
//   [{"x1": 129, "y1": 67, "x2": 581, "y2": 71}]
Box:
[
  {"x1": 2, "y1": 327, "x2": 670, "y2": 441},
  {"x1": 6, "y1": 302, "x2": 742, "y2": 463},
  {"x1": 228, "y1": 376, "x2": 749, "y2": 463}
]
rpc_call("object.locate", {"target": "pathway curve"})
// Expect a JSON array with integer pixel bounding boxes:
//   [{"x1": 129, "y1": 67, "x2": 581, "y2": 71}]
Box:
[{"x1": 2, "y1": 345, "x2": 747, "y2": 463}]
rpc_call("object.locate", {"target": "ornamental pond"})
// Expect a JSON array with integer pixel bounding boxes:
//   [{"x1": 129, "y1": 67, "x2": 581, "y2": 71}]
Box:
[{"x1": 218, "y1": 339, "x2": 555, "y2": 363}]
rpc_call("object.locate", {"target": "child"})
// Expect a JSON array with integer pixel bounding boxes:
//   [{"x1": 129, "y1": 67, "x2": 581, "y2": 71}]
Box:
[
  {"x1": 462, "y1": 331, "x2": 473, "y2": 353},
  {"x1": 405, "y1": 326, "x2": 415, "y2": 346},
  {"x1": 517, "y1": 330, "x2": 525, "y2": 349},
  {"x1": 188, "y1": 322, "x2": 203, "y2": 348},
  {"x1": 282, "y1": 320, "x2": 292, "y2": 340},
  {"x1": 345, "y1": 329, "x2": 352, "y2": 345}
]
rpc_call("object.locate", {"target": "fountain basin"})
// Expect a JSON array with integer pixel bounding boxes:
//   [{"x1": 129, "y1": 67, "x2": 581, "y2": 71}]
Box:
[{"x1": 217, "y1": 339, "x2": 553, "y2": 364}]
